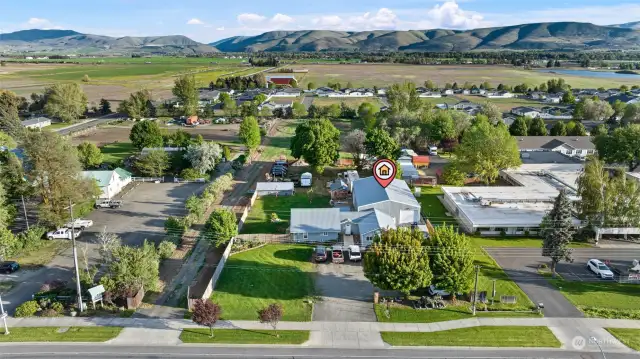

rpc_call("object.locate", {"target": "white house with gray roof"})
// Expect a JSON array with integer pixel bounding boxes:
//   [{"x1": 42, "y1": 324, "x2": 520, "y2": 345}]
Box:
[
  {"x1": 290, "y1": 208, "x2": 341, "y2": 242},
  {"x1": 22, "y1": 117, "x2": 52, "y2": 129},
  {"x1": 515, "y1": 136, "x2": 596, "y2": 159},
  {"x1": 352, "y1": 177, "x2": 422, "y2": 226}
]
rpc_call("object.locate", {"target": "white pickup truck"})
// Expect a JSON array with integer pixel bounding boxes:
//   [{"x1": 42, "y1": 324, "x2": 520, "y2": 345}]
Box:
[
  {"x1": 95, "y1": 199, "x2": 123, "y2": 209},
  {"x1": 64, "y1": 219, "x2": 93, "y2": 230},
  {"x1": 46, "y1": 228, "x2": 82, "y2": 240}
]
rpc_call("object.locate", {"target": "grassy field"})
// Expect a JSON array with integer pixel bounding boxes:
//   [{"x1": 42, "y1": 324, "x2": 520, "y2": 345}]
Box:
[
  {"x1": 241, "y1": 194, "x2": 332, "y2": 234},
  {"x1": 375, "y1": 304, "x2": 542, "y2": 323},
  {"x1": 417, "y1": 186, "x2": 457, "y2": 227},
  {"x1": 312, "y1": 97, "x2": 382, "y2": 108},
  {"x1": 549, "y1": 279, "x2": 640, "y2": 318},
  {"x1": 380, "y1": 326, "x2": 561, "y2": 347},
  {"x1": 260, "y1": 119, "x2": 298, "y2": 161},
  {"x1": 0, "y1": 327, "x2": 123, "y2": 342},
  {"x1": 473, "y1": 236, "x2": 592, "y2": 248},
  {"x1": 180, "y1": 329, "x2": 310, "y2": 344},
  {"x1": 8, "y1": 240, "x2": 72, "y2": 269},
  {"x1": 605, "y1": 328, "x2": 640, "y2": 351},
  {"x1": 100, "y1": 142, "x2": 137, "y2": 163},
  {"x1": 297, "y1": 64, "x2": 640, "y2": 89},
  {"x1": 210, "y1": 244, "x2": 315, "y2": 321}
]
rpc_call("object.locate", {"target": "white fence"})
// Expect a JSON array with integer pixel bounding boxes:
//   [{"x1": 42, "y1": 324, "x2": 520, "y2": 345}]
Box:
[{"x1": 131, "y1": 177, "x2": 164, "y2": 183}]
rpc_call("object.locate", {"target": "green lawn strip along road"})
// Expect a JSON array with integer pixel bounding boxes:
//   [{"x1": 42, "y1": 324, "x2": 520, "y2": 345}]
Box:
[
  {"x1": 380, "y1": 326, "x2": 561, "y2": 347},
  {"x1": 100, "y1": 142, "x2": 136, "y2": 164},
  {"x1": 210, "y1": 244, "x2": 315, "y2": 321},
  {"x1": 472, "y1": 236, "x2": 591, "y2": 248},
  {"x1": 549, "y1": 279, "x2": 640, "y2": 319},
  {"x1": 375, "y1": 304, "x2": 541, "y2": 323},
  {"x1": 7, "y1": 240, "x2": 72, "y2": 269},
  {"x1": 241, "y1": 194, "x2": 331, "y2": 234},
  {"x1": 605, "y1": 328, "x2": 640, "y2": 351},
  {"x1": 180, "y1": 329, "x2": 310, "y2": 344},
  {"x1": 0, "y1": 327, "x2": 123, "y2": 342}
]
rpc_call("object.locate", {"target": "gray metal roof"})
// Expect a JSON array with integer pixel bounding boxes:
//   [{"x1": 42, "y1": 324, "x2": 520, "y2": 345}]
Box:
[
  {"x1": 22, "y1": 117, "x2": 51, "y2": 126},
  {"x1": 290, "y1": 208, "x2": 341, "y2": 233},
  {"x1": 352, "y1": 209, "x2": 396, "y2": 236},
  {"x1": 515, "y1": 136, "x2": 595, "y2": 151},
  {"x1": 256, "y1": 182, "x2": 294, "y2": 191},
  {"x1": 352, "y1": 176, "x2": 420, "y2": 209}
]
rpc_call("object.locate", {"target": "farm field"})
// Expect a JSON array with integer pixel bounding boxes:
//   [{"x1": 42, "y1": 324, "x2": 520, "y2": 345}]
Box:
[{"x1": 296, "y1": 64, "x2": 640, "y2": 89}]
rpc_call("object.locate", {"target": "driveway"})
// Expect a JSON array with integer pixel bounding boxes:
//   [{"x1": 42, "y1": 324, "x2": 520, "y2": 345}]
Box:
[
  {"x1": 1, "y1": 182, "x2": 203, "y2": 314},
  {"x1": 485, "y1": 246, "x2": 640, "y2": 317},
  {"x1": 313, "y1": 260, "x2": 376, "y2": 322}
]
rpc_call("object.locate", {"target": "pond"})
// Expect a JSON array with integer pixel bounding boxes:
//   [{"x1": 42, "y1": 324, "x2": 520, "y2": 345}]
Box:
[{"x1": 537, "y1": 69, "x2": 640, "y2": 79}]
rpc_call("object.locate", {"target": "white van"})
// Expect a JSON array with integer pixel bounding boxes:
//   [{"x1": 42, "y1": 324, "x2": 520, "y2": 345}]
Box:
[{"x1": 428, "y1": 146, "x2": 438, "y2": 156}]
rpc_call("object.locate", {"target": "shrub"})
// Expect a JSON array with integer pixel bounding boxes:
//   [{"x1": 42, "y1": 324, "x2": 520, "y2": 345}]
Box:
[
  {"x1": 157, "y1": 240, "x2": 177, "y2": 260},
  {"x1": 181, "y1": 168, "x2": 202, "y2": 180},
  {"x1": 259, "y1": 127, "x2": 267, "y2": 136},
  {"x1": 15, "y1": 300, "x2": 40, "y2": 317},
  {"x1": 441, "y1": 165, "x2": 466, "y2": 186},
  {"x1": 51, "y1": 302, "x2": 65, "y2": 313},
  {"x1": 524, "y1": 230, "x2": 530, "y2": 236},
  {"x1": 500, "y1": 230, "x2": 506, "y2": 237},
  {"x1": 41, "y1": 308, "x2": 60, "y2": 317},
  {"x1": 165, "y1": 216, "x2": 187, "y2": 237}
]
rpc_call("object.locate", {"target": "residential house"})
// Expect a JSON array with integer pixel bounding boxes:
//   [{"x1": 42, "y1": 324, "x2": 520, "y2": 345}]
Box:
[
  {"x1": 255, "y1": 182, "x2": 295, "y2": 197},
  {"x1": 22, "y1": 117, "x2": 52, "y2": 129},
  {"x1": 258, "y1": 101, "x2": 291, "y2": 112},
  {"x1": 398, "y1": 155, "x2": 420, "y2": 182},
  {"x1": 442, "y1": 89, "x2": 454, "y2": 95},
  {"x1": 606, "y1": 93, "x2": 640, "y2": 105},
  {"x1": 82, "y1": 168, "x2": 132, "y2": 200},
  {"x1": 377, "y1": 88, "x2": 387, "y2": 95},
  {"x1": 290, "y1": 208, "x2": 341, "y2": 242},
  {"x1": 470, "y1": 88, "x2": 487, "y2": 95},
  {"x1": 340, "y1": 209, "x2": 396, "y2": 246},
  {"x1": 511, "y1": 107, "x2": 541, "y2": 118},
  {"x1": 545, "y1": 95, "x2": 562, "y2": 104},
  {"x1": 272, "y1": 88, "x2": 302, "y2": 97},
  {"x1": 199, "y1": 90, "x2": 220, "y2": 102},
  {"x1": 528, "y1": 92, "x2": 547, "y2": 100},
  {"x1": 352, "y1": 176, "x2": 422, "y2": 226},
  {"x1": 484, "y1": 91, "x2": 515, "y2": 99},
  {"x1": 419, "y1": 91, "x2": 442, "y2": 98},
  {"x1": 515, "y1": 136, "x2": 596, "y2": 159}
]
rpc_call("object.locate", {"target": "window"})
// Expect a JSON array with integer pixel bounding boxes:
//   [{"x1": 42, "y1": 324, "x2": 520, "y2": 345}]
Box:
[
  {"x1": 516, "y1": 227, "x2": 525, "y2": 232},
  {"x1": 494, "y1": 227, "x2": 506, "y2": 232},
  {"x1": 302, "y1": 233, "x2": 308, "y2": 239},
  {"x1": 322, "y1": 232, "x2": 328, "y2": 236},
  {"x1": 477, "y1": 227, "x2": 491, "y2": 232}
]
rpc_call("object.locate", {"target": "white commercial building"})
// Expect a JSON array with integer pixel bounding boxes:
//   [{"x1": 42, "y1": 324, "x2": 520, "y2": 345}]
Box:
[{"x1": 440, "y1": 163, "x2": 583, "y2": 236}]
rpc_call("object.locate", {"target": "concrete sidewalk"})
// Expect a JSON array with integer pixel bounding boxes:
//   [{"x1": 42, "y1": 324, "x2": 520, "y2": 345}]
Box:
[{"x1": 6, "y1": 316, "x2": 640, "y2": 352}]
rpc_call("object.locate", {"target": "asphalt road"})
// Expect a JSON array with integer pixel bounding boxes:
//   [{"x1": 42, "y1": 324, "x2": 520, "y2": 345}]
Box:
[
  {"x1": 0, "y1": 345, "x2": 634, "y2": 359},
  {"x1": 56, "y1": 113, "x2": 125, "y2": 136}
]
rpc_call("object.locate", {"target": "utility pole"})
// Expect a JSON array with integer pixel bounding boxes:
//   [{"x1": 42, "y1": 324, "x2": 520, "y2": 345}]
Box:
[
  {"x1": 21, "y1": 195, "x2": 29, "y2": 230},
  {"x1": 0, "y1": 294, "x2": 9, "y2": 335},
  {"x1": 471, "y1": 265, "x2": 481, "y2": 316},
  {"x1": 68, "y1": 200, "x2": 84, "y2": 312}
]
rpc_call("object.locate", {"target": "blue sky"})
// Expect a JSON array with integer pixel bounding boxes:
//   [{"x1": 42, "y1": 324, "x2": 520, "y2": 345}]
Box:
[{"x1": 1, "y1": 0, "x2": 639, "y2": 43}]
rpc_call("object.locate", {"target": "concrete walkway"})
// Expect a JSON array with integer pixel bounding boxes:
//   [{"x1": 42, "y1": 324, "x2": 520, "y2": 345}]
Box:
[{"x1": 6, "y1": 316, "x2": 640, "y2": 352}]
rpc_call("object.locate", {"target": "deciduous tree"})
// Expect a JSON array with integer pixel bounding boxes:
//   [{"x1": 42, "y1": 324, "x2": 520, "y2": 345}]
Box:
[
  {"x1": 205, "y1": 208, "x2": 238, "y2": 247},
  {"x1": 101, "y1": 240, "x2": 160, "y2": 296},
  {"x1": 509, "y1": 116, "x2": 528, "y2": 136},
  {"x1": 258, "y1": 303, "x2": 283, "y2": 337},
  {"x1": 595, "y1": 124, "x2": 640, "y2": 171},
  {"x1": 172, "y1": 75, "x2": 199, "y2": 116},
  {"x1": 528, "y1": 117, "x2": 548, "y2": 136},
  {"x1": 290, "y1": 119, "x2": 340, "y2": 173},
  {"x1": 541, "y1": 190, "x2": 574, "y2": 277},
  {"x1": 192, "y1": 299, "x2": 222, "y2": 338},
  {"x1": 238, "y1": 116, "x2": 261, "y2": 152},
  {"x1": 364, "y1": 128, "x2": 400, "y2": 160},
  {"x1": 386, "y1": 82, "x2": 421, "y2": 113},
  {"x1": 566, "y1": 121, "x2": 587, "y2": 136},
  {"x1": 582, "y1": 98, "x2": 614, "y2": 122},
  {"x1": 0, "y1": 90, "x2": 25, "y2": 138},
  {"x1": 184, "y1": 142, "x2": 221, "y2": 174},
  {"x1": 76, "y1": 141, "x2": 104, "y2": 168},
  {"x1": 623, "y1": 104, "x2": 640, "y2": 123},
  {"x1": 44, "y1": 83, "x2": 88, "y2": 123},
  {"x1": 118, "y1": 90, "x2": 153, "y2": 119},
  {"x1": 291, "y1": 102, "x2": 307, "y2": 118},
  {"x1": 129, "y1": 120, "x2": 164, "y2": 150},
  {"x1": 550, "y1": 121, "x2": 567, "y2": 136},
  {"x1": 479, "y1": 102, "x2": 502, "y2": 124},
  {"x1": 427, "y1": 225, "x2": 474, "y2": 301},
  {"x1": 343, "y1": 129, "x2": 367, "y2": 170},
  {"x1": 135, "y1": 150, "x2": 169, "y2": 177},
  {"x1": 363, "y1": 228, "x2": 432, "y2": 296}
]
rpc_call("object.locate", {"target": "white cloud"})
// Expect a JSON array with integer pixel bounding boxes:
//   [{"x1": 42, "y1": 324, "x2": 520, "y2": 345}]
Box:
[
  {"x1": 186, "y1": 18, "x2": 204, "y2": 25},
  {"x1": 312, "y1": 15, "x2": 342, "y2": 28},
  {"x1": 237, "y1": 13, "x2": 267, "y2": 25},
  {"x1": 270, "y1": 13, "x2": 294, "y2": 26},
  {"x1": 216, "y1": 27, "x2": 225, "y2": 31},
  {"x1": 27, "y1": 17, "x2": 50, "y2": 26},
  {"x1": 425, "y1": 1, "x2": 486, "y2": 29}
]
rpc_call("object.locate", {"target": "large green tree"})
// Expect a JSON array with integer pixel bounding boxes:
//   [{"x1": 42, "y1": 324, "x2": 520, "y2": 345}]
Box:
[
  {"x1": 623, "y1": 103, "x2": 640, "y2": 123},
  {"x1": 101, "y1": 240, "x2": 160, "y2": 296},
  {"x1": 479, "y1": 102, "x2": 502, "y2": 124},
  {"x1": 576, "y1": 158, "x2": 607, "y2": 225},
  {"x1": 44, "y1": 83, "x2": 88, "y2": 123},
  {"x1": 205, "y1": 208, "x2": 238, "y2": 247},
  {"x1": 129, "y1": 120, "x2": 164, "y2": 150},
  {"x1": 343, "y1": 129, "x2": 366, "y2": 170},
  {"x1": 528, "y1": 117, "x2": 548, "y2": 136},
  {"x1": 172, "y1": 75, "x2": 199, "y2": 116},
  {"x1": 541, "y1": 190, "x2": 574, "y2": 277},
  {"x1": 363, "y1": 228, "x2": 432, "y2": 296},
  {"x1": 364, "y1": 128, "x2": 401, "y2": 160},
  {"x1": 238, "y1": 116, "x2": 261, "y2": 152},
  {"x1": 290, "y1": 119, "x2": 340, "y2": 173},
  {"x1": 386, "y1": 82, "x2": 421, "y2": 113},
  {"x1": 291, "y1": 102, "x2": 307, "y2": 118},
  {"x1": 184, "y1": 142, "x2": 221, "y2": 174},
  {"x1": 23, "y1": 131, "x2": 99, "y2": 225},
  {"x1": 581, "y1": 98, "x2": 614, "y2": 122},
  {"x1": 550, "y1": 121, "x2": 567, "y2": 136},
  {"x1": 427, "y1": 225, "x2": 474, "y2": 301},
  {"x1": 358, "y1": 102, "x2": 380, "y2": 130},
  {"x1": 594, "y1": 124, "x2": 640, "y2": 171},
  {"x1": 76, "y1": 141, "x2": 104, "y2": 169},
  {"x1": 118, "y1": 90, "x2": 153, "y2": 119},
  {"x1": 135, "y1": 150, "x2": 169, "y2": 177},
  {"x1": 454, "y1": 117, "x2": 521, "y2": 184},
  {"x1": 0, "y1": 90, "x2": 25, "y2": 138},
  {"x1": 509, "y1": 116, "x2": 528, "y2": 136}
]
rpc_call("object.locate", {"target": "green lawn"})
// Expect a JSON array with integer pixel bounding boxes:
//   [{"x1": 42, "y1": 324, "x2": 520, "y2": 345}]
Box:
[
  {"x1": 210, "y1": 244, "x2": 315, "y2": 321},
  {"x1": 180, "y1": 329, "x2": 309, "y2": 344},
  {"x1": 416, "y1": 186, "x2": 457, "y2": 227},
  {"x1": 472, "y1": 236, "x2": 592, "y2": 248},
  {"x1": 375, "y1": 304, "x2": 541, "y2": 323},
  {"x1": 241, "y1": 194, "x2": 331, "y2": 234},
  {"x1": 8, "y1": 240, "x2": 72, "y2": 269},
  {"x1": 549, "y1": 279, "x2": 640, "y2": 318},
  {"x1": 100, "y1": 142, "x2": 137, "y2": 163},
  {"x1": 381, "y1": 326, "x2": 561, "y2": 347},
  {"x1": 45, "y1": 122, "x2": 73, "y2": 131},
  {"x1": 0, "y1": 327, "x2": 123, "y2": 342},
  {"x1": 605, "y1": 328, "x2": 640, "y2": 351}
]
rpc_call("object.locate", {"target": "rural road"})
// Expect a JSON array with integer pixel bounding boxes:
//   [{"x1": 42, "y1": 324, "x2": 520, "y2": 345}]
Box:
[
  {"x1": 56, "y1": 113, "x2": 125, "y2": 135},
  {"x1": 301, "y1": 95, "x2": 314, "y2": 109},
  {"x1": 0, "y1": 345, "x2": 634, "y2": 359}
]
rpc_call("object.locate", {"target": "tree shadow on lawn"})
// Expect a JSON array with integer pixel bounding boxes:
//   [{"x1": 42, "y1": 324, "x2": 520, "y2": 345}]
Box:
[{"x1": 273, "y1": 248, "x2": 313, "y2": 263}]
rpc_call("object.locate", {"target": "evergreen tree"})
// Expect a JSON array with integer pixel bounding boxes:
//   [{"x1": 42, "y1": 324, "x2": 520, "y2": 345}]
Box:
[{"x1": 541, "y1": 190, "x2": 575, "y2": 277}]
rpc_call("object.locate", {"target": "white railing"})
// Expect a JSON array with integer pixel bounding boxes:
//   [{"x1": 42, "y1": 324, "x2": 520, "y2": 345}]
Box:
[{"x1": 131, "y1": 177, "x2": 164, "y2": 182}]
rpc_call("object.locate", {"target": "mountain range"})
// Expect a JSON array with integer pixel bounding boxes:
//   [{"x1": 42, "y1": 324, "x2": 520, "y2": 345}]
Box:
[{"x1": 1, "y1": 22, "x2": 639, "y2": 54}]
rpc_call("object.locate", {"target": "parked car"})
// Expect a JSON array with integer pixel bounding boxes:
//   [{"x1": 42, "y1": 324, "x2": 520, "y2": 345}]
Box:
[
  {"x1": 428, "y1": 146, "x2": 438, "y2": 156},
  {"x1": 331, "y1": 245, "x2": 344, "y2": 264},
  {"x1": 64, "y1": 219, "x2": 93, "y2": 230},
  {"x1": 95, "y1": 199, "x2": 123, "y2": 209},
  {"x1": 587, "y1": 259, "x2": 614, "y2": 279},
  {"x1": 315, "y1": 246, "x2": 328, "y2": 262},
  {"x1": 348, "y1": 245, "x2": 362, "y2": 261},
  {"x1": 0, "y1": 261, "x2": 20, "y2": 274},
  {"x1": 46, "y1": 228, "x2": 81, "y2": 240}
]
